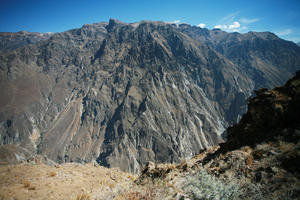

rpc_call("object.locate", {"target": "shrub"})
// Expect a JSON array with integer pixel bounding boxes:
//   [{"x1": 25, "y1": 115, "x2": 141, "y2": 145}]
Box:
[
  {"x1": 23, "y1": 180, "x2": 31, "y2": 188},
  {"x1": 23, "y1": 180, "x2": 36, "y2": 190},
  {"x1": 245, "y1": 155, "x2": 254, "y2": 167},
  {"x1": 49, "y1": 171, "x2": 57, "y2": 177},
  {"x1": 183, "y1": 170, "x2": 240, "y2": 200}
]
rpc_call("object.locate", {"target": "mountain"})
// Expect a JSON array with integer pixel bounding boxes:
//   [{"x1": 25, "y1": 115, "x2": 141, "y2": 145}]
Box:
[
  {"x1": 1, "y1": 71, "x2": 299, "y2": 200},
  {"x1": 139, "y1": 70, "x2": 300, "y2": 199},
  {"x1": 179, "y1": 25, "x2": 300, "y2": 89},
  {"x1": 0, "y1": 31, "x2": 52, "y2": 51},
  {"x1": 0, "y1": 19, "x2": 300, "y2": 173},
  {"x1": 297, "y1": 42, "x2": 300, "y2": 46}
]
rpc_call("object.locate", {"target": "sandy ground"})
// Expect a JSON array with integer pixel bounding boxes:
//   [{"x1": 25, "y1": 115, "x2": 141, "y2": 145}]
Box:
[{"x1": 0, "y1": 163, "x2": 136, "y2": 200}]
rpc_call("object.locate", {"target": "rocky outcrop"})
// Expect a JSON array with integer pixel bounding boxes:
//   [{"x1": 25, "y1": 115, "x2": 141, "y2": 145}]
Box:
[
  {"x1": 224, "y1": 70, "x2": 300, "y2": 150},
  {"x1": 0, "y1": 19, "x2": 300, "y2": 173}
]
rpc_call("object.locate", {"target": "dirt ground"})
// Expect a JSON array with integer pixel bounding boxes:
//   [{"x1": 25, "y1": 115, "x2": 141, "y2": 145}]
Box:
[{"x1": 0, "y1": 162, "x2": 136, "y2": 200}]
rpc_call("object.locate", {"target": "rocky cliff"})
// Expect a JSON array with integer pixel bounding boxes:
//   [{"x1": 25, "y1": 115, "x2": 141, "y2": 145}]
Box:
[
  {"x1": 138, "y1": 71, "x2": 300, "y2": 199},
  {"x1": 0, "y1": 31, "x2": 52, "y2": 51},
  {"x1": 224, "y1": 70, "x2": 300, "y2": 150},
  {"x1": 0, "y1": 19, "x2": 300, "y2": 173},
  {"x1": 1, "y1": 71, "x2": 299, "y2": 200}
]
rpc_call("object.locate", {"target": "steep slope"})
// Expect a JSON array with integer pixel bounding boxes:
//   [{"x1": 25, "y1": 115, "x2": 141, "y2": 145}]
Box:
[
  {"x1": 1, "y1": 72, "x2": 299, "y2": 200},
  {"x1": 179, "y1": 25, "x2": 300, "y2": 122},
  {"x1": 224, "y1": 70, "x2": 300, "y2": 150},
  {"x1": 179, "y1": 25, "x2": 300, "y2": 88},
  {"x1": 0, "y1": 31, "x2": 52, "y2": 51},
  {"x1": 90, "y1": 20, "x2": 254, "y2": 172},
  {"x1": 0, "y1": 22, "x2": 108, "y2": 160},
  {"x1": 138, "y1": 71, "x2": 300, "y2": 199},
  {"x1": 0, "y1": 19, "x2": 300, "y2": 173}
]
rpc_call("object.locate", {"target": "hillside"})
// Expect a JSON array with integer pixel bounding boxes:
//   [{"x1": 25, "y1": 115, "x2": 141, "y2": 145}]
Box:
[
  {"x1": 1, "y1": 19, "x2": 300, "y2": 173},
  {"x1": 1, "y1": 71, "x2": 299, "y2": 200}
]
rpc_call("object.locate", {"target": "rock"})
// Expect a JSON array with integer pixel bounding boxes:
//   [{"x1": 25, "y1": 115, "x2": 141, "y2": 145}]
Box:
[
  {"x1": 0, "y1": 144, "x2": 34, "y2": 165},
  {"x1": 90, "y1": 160, "x2": 99, "y2": 167},
  {"x1": 0, "y1": 31, "x2": 52, "y2": 51},
  {"x1": 0, "y1": 19, "x2": 300, "y2": 173},
  {"x1": 223, "y1": 70, "x2": 300, "y2": 150},
  {"x1": 142, "y1": 161, "x2": 156, "y2": 174}
]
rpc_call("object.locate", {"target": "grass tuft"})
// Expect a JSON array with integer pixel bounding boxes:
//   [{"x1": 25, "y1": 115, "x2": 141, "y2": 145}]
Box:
[
  {"x1": 76, "y1": 192, "x2": 91, "y2": 200},
  {"x1": 49, "y1": 171, "x2": 57, "y2": 177}
]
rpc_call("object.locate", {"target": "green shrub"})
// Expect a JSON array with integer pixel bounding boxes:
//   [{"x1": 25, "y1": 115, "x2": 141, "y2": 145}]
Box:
[
  {"x1": 183, "y1": 170, "x2": 240, "y2": 200},
  {"x1": 184, "y1": 169, "x2": 264, "y2": 200}
]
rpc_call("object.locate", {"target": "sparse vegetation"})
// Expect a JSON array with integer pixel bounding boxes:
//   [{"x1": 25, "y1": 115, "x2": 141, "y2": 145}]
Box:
[
  {"x1": 76, "y1": 191, "x2": 91, "y2": 200},
  {"x1": 28, "y1": 185, "x2": 36, "y2": 190},
  {"x1": 23, "y1": 180, "x2": 31, "y2": 188},
  {"x1": 23, "y1": 180, "x2": 36, "y2": 190},
  {"x1": 184, "y1": 169, "x2": 240, "y2": 200},
  {"x1": 245, "y1": 154, "x2": 254, "y2": 167},
  {"x1": 49, "y1": 171, "x2": 57, "y2": 177},
  {"x1": 115, "y1": 176, "x2": 173, "y2": 200}
]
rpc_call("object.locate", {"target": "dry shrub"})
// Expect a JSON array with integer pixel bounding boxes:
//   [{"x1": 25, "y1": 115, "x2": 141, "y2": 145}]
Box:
[
  {"x1": 49, "y1": 171, "x2": 56, "y2": 177},
  {"x1": 98, "y1": 179, "x2": 115, "y2": 188},
  {"x1": 23, "y1": 180, "x2": 31, "y2": 188},
  {"x1": 23, "y1": 180, "x2": 36, "y2": 190},
  {"x1": 127, "y1": 175, "x2": 136, "y2": 181},
  {"x1": 28, "y1": 185, "x2": 36, "y2": 190},
  {"x1": 108, "y1": 181, "x2": 115, "y2": 188},
  {"x1": 167, "y1": 183, "x2": 175, "y2": 188},
  {"x1": 166, "y1": 164, "x2": 176, "y2": 170},
  {"x1": 279, "y1": 141, "x2": 294, "y2": 153},
  {"x1": 241, "y1": 146, "x2": 253, "y2": 154},
  {"x1": 116, "y1": 189, "x2": 153, "y2": 200},
  {"x1": 115, "y1": 178, "x2": 170, "y2": 200},
  {"x1": 125, "y1": 191, "x2": 149, "y2": 200},
  {"x1": 76, "y1": 192, "x2": 91, "y2": 200},
  {"x1": 245, "y1": 155, "x2": 254, "y2": 167}
]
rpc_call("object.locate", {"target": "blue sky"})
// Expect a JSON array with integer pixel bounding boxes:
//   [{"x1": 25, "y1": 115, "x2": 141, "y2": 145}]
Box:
[{"x1": 0, "y1": 0, "x2": 300, "y2": 42}]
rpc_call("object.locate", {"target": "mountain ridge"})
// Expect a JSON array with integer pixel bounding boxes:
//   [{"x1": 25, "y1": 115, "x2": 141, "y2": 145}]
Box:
[
  {"x1": 0, "y1": 19, "x2": 300, "y2": 173},
  {"x1": 1, "y1": 70, "x2": 299, "y2": 199}
]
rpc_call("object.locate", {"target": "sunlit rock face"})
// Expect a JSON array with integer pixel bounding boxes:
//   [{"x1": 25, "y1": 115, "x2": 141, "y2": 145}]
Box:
[{"x1": 0, "y1": 19, "x2": 300, "y2": 173}]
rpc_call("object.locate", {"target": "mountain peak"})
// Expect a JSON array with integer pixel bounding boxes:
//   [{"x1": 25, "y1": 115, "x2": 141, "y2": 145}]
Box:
[
  {"x1": 0, "y1": 19, "x2": 300, "y2": 173},
  {"x1": 107, "y1": 18, "x2": 126, "y2": 28}
]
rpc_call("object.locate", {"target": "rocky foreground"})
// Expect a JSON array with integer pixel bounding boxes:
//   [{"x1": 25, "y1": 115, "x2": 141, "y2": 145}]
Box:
[{"x1": 1, "y1": 71, "x2": 299, "y2": 200}]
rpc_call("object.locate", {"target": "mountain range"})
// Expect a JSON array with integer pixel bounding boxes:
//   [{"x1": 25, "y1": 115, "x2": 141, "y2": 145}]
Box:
[
  {"x1": 0, "y1": 19, "x2": 300, "y2": 173},
  {"x1": 1, "y1": 69, "x2": 299, "y2": 200}
]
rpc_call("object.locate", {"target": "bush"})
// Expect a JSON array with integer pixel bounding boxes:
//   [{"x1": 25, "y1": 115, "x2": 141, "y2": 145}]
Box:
[{"x1": 184, "y1": 170, "x2": 240, "y2": 200}]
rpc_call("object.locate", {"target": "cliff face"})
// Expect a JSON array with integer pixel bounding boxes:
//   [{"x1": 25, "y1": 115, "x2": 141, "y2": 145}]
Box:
[
  {"x1": 0, "y1": 19, "x2": 300, "y2": 173},
  {"x1": 138, "y1": 71, "x2": 300, "y2": 199},
  {"x1": 0, "y1": 31, "x2": 52, "y2": 51},
  {"x1": 180, "y1": 26, "x2": 300, "y2": 88}
]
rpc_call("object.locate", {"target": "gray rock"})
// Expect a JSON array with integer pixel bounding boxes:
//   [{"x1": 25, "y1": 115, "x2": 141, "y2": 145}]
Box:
[{"x1": 0, "y1": 19, "x2": 300, "y2": 173}]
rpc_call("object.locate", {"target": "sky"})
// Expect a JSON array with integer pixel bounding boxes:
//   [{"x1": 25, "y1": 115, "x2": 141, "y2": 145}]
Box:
[{"x1": 0, "y1": 0, "x2": 300, "y2": 42}]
